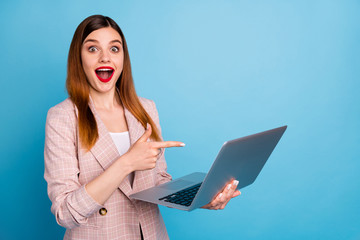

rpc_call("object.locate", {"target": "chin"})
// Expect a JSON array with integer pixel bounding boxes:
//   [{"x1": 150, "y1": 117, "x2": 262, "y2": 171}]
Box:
[{"x1": 97, "y1": 85, "x2": 116, "y2": 93}]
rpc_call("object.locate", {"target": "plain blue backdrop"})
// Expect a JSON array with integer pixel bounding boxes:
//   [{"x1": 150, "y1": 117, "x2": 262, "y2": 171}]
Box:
[{"x1": 0, "y1": 0, "x2": 359, "y2": 239}]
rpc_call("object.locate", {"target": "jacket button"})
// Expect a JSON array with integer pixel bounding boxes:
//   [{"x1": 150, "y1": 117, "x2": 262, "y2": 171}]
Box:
[{"x1": 99, "y1": 208, "x2": 107, "y2": 216}]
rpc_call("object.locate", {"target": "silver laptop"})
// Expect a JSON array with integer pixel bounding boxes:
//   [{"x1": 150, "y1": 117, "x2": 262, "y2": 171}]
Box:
[{"x1": 129, "y1": 125, "x2": 287, "y2": 211}]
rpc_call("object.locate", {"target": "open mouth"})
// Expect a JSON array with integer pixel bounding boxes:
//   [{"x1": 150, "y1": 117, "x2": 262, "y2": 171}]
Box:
[{"x1": 95, "y1": 66, "x2": 114, "y2": 83}]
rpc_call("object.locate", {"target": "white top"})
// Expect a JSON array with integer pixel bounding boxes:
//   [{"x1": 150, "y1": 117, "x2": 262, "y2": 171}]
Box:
[
  {"x1": 109, "y1": 131, "x2": 134, "y2": 186},
  {"x1": 109, "y1": 131, "x2": 131, "y2": 156}
]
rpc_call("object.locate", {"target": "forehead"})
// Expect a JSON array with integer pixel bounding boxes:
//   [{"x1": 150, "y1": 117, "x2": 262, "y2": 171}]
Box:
[{"x1": 83, "y1": 27, "x2": 122, "y2": 44}]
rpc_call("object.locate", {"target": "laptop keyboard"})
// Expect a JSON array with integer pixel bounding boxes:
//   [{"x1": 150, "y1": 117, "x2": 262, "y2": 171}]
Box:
[{"x1": 159, "y1": 183, "x2": 202, "y2": 207}]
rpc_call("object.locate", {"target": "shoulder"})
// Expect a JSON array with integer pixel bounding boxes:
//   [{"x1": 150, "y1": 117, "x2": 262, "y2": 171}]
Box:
[
  {"x1": 138, "y1": 96, "x2": 156, "y2": 112},
  {"x1": 138, "y1": 97, "x2": 160, "y2": 122},
  {"x1": 47, "y1": 98, "x2": 75, "y2": 116},
  {"x1": 46, "y1": 98, "x2": 77, "y2": 127}
]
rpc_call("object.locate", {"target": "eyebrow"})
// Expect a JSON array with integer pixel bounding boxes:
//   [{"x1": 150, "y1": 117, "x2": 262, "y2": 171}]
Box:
[{"x1": 83, "y1": 39, "x2": 122, "y2": 45}]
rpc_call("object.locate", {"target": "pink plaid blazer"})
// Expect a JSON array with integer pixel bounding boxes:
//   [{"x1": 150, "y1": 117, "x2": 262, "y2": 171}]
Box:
[{"x1": 44, "y1": 96, "x2": 171, "y2": 240}]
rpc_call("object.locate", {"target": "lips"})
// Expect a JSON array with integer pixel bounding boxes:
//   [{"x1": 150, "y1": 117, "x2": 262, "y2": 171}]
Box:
[{"x1": 95, "y1": 66, "x2": 114, "y2": 83}]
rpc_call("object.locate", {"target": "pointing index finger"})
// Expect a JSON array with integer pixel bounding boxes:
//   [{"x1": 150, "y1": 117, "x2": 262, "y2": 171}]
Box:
[{"x1": 151, "y1": 141, "x2": 185, "y2": 149}]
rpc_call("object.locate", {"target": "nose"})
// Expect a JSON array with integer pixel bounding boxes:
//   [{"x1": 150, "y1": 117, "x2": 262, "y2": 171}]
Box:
[{"x1": 99, "y1": 50, "x2": 110, "y2": 63}]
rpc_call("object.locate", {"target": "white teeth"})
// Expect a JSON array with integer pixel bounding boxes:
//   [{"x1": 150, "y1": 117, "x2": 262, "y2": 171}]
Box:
[{"x1": 96, "y1": 68, "x2": 112, "y2": 71}]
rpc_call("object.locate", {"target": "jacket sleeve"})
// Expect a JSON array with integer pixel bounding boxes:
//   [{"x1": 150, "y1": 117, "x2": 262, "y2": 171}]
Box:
[
  {"x1": 149, "y1": 100, "x2": 173, "y2": 185},
  {"x1": 44, "y1": 105, "x2": 103, "y2": 229}
]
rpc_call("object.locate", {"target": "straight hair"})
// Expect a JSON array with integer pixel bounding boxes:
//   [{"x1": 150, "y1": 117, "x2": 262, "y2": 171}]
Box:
[{"x1": 66, "y1": 15, "x2": 161, "y2": 150}]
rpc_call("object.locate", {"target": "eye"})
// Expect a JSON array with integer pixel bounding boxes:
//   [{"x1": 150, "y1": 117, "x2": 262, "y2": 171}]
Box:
[
  {"x1": 110, "y1": 46, "x2": 119, "y2": 52},
  {"x1": 88, "y1": 46, "x2": 98, "y2": 52}
]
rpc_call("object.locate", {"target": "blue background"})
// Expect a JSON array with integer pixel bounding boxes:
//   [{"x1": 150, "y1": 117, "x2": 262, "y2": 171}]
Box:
[{"x1": 0, "y1": 0, "x2": 359, "y2": 239}]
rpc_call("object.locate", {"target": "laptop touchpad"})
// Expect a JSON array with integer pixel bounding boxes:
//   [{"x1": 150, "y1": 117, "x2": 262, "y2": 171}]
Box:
[{"x1": 160, "y1": 179, "x2": 193, "y2": 190}]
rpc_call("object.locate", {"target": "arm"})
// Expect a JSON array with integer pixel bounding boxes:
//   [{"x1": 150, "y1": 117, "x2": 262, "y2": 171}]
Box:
[{"x1": 44, "y1": 106, "x2": 104, "y2": 229}]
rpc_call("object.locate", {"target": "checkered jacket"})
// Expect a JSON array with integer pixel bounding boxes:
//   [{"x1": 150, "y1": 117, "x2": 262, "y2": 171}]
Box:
[{"x1": 44, "y1": 97, "x2": 171, "y2": 239}]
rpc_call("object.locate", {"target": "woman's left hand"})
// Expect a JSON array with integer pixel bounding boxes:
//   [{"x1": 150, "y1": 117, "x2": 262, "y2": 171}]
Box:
[{"x1": 201, "y1": 179, "x2": 241, "y2": 210}]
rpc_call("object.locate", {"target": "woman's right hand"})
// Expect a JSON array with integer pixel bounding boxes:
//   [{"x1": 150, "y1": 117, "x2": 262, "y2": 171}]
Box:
[{"x1": 123, "y1": 123, "x2": 185, "y2": 172}]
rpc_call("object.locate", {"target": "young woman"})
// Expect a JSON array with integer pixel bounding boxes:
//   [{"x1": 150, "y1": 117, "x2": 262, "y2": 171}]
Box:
[{"x1": 44, "y1": 15, "x2": 240, "y2": 240}]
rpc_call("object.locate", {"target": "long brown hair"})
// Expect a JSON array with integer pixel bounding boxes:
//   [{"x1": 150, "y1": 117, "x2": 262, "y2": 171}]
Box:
[{"x1": 66, "y1": 15, "x2": 161, "y2": 150}]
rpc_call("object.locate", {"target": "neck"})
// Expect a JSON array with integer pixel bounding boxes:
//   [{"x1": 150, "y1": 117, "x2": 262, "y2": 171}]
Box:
[{"x1": 89, "y1": 88, "x2": 120, "y2": 110}]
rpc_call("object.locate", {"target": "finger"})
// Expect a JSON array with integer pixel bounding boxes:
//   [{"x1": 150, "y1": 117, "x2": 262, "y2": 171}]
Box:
[
  {"x1": 220, "y1": 203, "x2": 226, "y2": 210},
  {"x1": 220, "y1": 180, "x2": 240, "y2": 209},
  {"x1": 228, "y1": 180, "x2": 239, "y2": 197},
  {"x1": 220, "y1": 196, "x2": 231, "y2": 209},
  {"x1": 220, "y1": 186, "x2": 235, "y2": 208},
  {"x1": 146, "y1": 157, "x2": 157, "y2": 169},
  {"x1": 221, "y1": 179, "x2": 236, "y2": 198},
  {"x1": 212, "y1": 180, "x2": 236, "y2": 209},
  {"x1": 219, "y1": 183, "x2": 233, "y2": 203},
  {"x1": 137, "y1": 123, "x2": 152, "y2": 143},
  {"x1": 151, "y1": 141, "x2": 185, "y2": 149},
  {"x1": 210, "y1": 192, "x2": 224, "y2": 209},
  {"x1": 150, "y1": 149, "x2": 160, "y2": 156},
  {"x1": 209, "y1": 184, "x2": 231, "y2": 208},
  {"x1": 215, "y1": 193, "x2": 225, "y2": 209},
  {"x1": 219, "y1": 197, "x2": 231, "y2": 210},
  {"x1": 232, "y1": 190, "x2": 241, "y2": 198},
  {"x1": 224, "y1": 180, "x2": 239, "y2": 202}
]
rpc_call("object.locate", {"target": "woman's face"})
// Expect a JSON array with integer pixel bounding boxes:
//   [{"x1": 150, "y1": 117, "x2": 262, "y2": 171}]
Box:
[{"x1": 81, "y1": 27, "x2": 124, "y2": 94}]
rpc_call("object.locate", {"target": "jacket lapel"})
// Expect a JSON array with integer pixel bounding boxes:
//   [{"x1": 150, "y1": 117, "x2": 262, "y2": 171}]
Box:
[
  {"x1": 88, "y1": 97, "x2": 136, "y2": 197},
  {"x1": 86, "y1": 95, "x2": 153, "y2": 196},
  {"x1": 124, "y1": 107, "x2": 159, "y2": 193},
  {"x1": 123, "y1": 106, "x2": 144, "y2": 146},
  {"x1": 123, "y1": 106, "x2": 151, "y2": 193}
]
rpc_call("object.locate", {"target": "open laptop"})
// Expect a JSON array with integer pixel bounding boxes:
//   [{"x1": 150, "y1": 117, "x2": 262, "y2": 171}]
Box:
[{"x1": 129, "y1": 125, "x2": 287, "y2": 211}]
